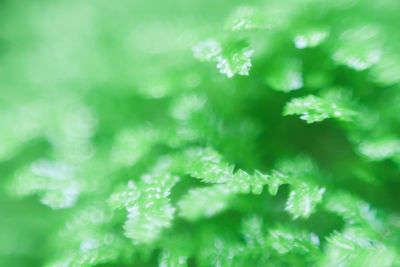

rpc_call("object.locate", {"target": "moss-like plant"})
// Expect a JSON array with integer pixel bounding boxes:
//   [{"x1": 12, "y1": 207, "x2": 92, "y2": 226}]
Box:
[{"x1": 1, "y1": 0, "x2": 400, "y2": 266}]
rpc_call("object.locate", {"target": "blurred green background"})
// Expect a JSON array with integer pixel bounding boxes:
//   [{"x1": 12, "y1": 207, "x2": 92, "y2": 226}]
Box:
[{"x1": 1, "y1": 1, "x2": 246, "y2": 265}]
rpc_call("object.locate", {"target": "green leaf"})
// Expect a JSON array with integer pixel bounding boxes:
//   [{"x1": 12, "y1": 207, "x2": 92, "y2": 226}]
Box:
[
  {"x1": 182, "y1": 147, "x2": 234, "y2": 183},
  {"x1": 177, "y1": 184, "x2": 232, "y2": 220},
  {"x1": 323, "y1": 191, "x2": 378, "y2": 226},
  {"x1": 231, "y1": 169, "x2": 268, "y2": 195},
  {"x1": 8, "y1": 159, "x2": 79, "y2": 209},
  {"x1": 192, "y1": 39, "x2": 222, "y2": 61},
  {"x1": 285, "y1": 184, "x2": 325, "y2": 219},
  {"x1": 266, "y1": 171, "x2": 288, "y2": 196},
  {"x1": 283, "y1": 94, "x2": 355, "y2": 123},
  {"x1": 111, "y1": 173, "x2": 179, "y2": 244},
  {"x1": 177, "y1": 147, "x2": 270, "y2": 220},
  {"x1": 124, "y1": 198, "x2": 175, "y2": 244},
  {"x1": 266, "y1": 225, "x2": 320, "y2": 255},
  {"x1": 193, "y1": 39, "x2": 254, "y2": 78},
  {"x1": 182, "y1": 147, "x2": 269, "y2": 194},
  {"x1": 269, "y1": 156, "x2": 325, "y2": 219},
  {"x1": 217, "y1": 39, "x2": 254, "y2": 78},
  {"x1": 108, "y1": 181, "x2": 141, "y2": 210},
  {"x1": 320, "y1": 226, "x2": 396, "y2": 267}
]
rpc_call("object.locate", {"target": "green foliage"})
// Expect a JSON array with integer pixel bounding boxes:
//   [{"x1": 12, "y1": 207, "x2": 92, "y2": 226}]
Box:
[
  {"x1": 1, "y1": 0, "x2": 400, "y2": 266},
  {"x1": 181, "y1": 147, "x2": 268, "y2": 194},
  {"x1": 264, "y1": 58, "x2": 303, "y2": 92},
  {"x1": 8, "y1": 159, "x2": 79, "y2": 209},
  {"x1": 266, "y1": 224, "x2": 320, "y2": 256},
  {"x1": 285, "y1": 184, "x2": 325, "y2": 219},
  {"x1": 283, "y1": 94, "x2": 355, "y2": 123},
  {"x1": 320, "y1": 226, "x2": 397, "y2": 267},
  {"x1": 178, "y1": 184, "x2": 233, "y2": 220},
  {"x1": 193, "y1": 39, "x2": 254, "y2": 78},
  {"x1": 122, "y1": 174, "x2": 177, "y2": 245},
  {"x1": 111, "y1": 126, "x2": 159, "y2": 166}
]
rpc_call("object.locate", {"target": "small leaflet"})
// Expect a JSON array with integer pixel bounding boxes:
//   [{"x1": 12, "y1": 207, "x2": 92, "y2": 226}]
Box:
[
  {"x1": 285, "y1": 185, "x2": 326, "y2": 219},
  {"x1": 178, "y1": 184, "x2": 232, "y2": 220},
  {"x1": 8, "y1": 159, "x2": 79, "y2": 209},
  {"x1": 267, "y1": 225, "x2": 320, "y2": 255},
  {"x1": 283, "y1": 94, "x2": 355, "y2": 123},
  {"x1": 193, "y1": 39, "x2": 254, "y2": 78},
  {"x1": 109, "y1": 172, "x2": 179, "y2": 244},
  {"x1": 193, "y1": 39, "x2": 222, "y2": 61}
]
